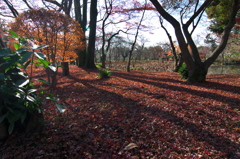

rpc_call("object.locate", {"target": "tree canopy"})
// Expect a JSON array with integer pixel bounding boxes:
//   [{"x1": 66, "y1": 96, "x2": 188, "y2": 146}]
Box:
[
  {"x1": 10, "y1": 8, "x2": 85, "y2": 64},
  {"x1": 206, "y1": 0, "x2": 240, "y2": 34}
]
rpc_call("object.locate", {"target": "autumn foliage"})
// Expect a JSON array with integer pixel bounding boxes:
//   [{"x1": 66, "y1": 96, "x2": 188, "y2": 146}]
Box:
[
  {"x1": 1, "y1": 66, "x2": 239, "y2": 158},
  {"x1": 10, "y1": 8, "x2": 85, "y2": 63}
]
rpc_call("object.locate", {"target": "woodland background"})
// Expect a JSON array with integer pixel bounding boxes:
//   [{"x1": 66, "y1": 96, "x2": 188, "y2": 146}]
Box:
[{"x1": 0, "y1": 0, "x2": 240, "y2": 158}]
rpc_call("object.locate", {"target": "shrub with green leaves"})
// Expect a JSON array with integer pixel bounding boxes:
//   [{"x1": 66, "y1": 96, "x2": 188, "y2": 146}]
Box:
[
  {"x1": 96, "y1": 63, "x2": 103, "y2": 68},
  {"x1": 178, "y1": 63, "x2": 188, "y2": 79},
  {"x1": 0, "y1": 30, "x2": 65, "y2": 136},
  {"x1": 99, "y1": 69, "x2": 112, "y2": 79}
]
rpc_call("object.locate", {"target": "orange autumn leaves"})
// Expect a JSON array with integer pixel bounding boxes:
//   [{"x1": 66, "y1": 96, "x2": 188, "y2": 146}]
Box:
[{"x1": 10, "y1": 8, "x2": 85, "y2": 63}]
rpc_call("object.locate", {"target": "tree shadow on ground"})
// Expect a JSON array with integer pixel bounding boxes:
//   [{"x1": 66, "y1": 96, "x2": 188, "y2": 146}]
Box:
[
  {"x1": 112, "y1": 70, "x2": 240, "y2": 111},
  {"x1": 54, "y1": 71, "x2": 240, "y2": 158}
]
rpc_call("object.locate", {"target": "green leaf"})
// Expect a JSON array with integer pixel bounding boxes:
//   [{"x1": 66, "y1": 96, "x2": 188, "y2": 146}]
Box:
[
  {"x1": 15, "y1": 79, "x2": 29, "y2": 87},
  {"x1": 38, "y1": 59, "x2": 49, "y2": 68},
  {"x1": 56, "y1": 103, "x2": 66, "y2": 113},
  {"x1": 23, "y1": 60, "x2": 31, "y2": 69},
  {"x1": 48, "y1": 65, "x2": 56, "y2": 72},
  {"x1": 33, "y1": 62, "x2": 41, "y2": 66},
  {"x1": 16, "y1": 48, "x2": 28, "y2": 54},
  {"x1": 52, "y1": 97, "x2": 59, "y2": 102},
  {"x1": 32, "y1": 44, "x2": 48, "y2": 50},
  {"x1": 26, "y1": 95, "x2": 36, "y2": 102},
  {"x1": 34, "y1": 52, "x2": 46, "y2": 60},
  {"x1": 14, "y1": 43, "x2": 21, "y2": 50},
  {"x1": 20, "y1": 51, "x2": 34, "y2": 64},
  {"x1": 40, "y1": 88, "x2": 44, "y2": 95},
  {"x1": 8, "y1": 30, "x2": 18, "y2": 38},
  {"x1": 0, "y1": 113, "x2": 6, "y2": 123},
  {"x1": 16, "y1": 88, "x2": 25, "y2": 93},
  {"x1": 19, "y1": 39, "x2": 28, "y2": 46},
  {"x1": 0, "y1": 73, "x2": 5, "y2": 80},
  {"x1": 35, "y1": 79, "x2": 51, "y2": 85},
  {"x1": 27, "y1": 89, "x2": 37, "y2": 94},
  {"x1": 26, "y1": 36, "x2": 38, "y2": 39},
  {"x1": 0, "y1": 48, "x2": 11, "y2": 57},
  {"x1": 4, "y1": 54, "x2": 20, "y2": 68}
]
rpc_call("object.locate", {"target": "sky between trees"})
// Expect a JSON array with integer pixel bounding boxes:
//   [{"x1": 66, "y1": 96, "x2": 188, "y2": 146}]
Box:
[{"x1": 0, "y1": 0, "x2": 211, "y2": 47}]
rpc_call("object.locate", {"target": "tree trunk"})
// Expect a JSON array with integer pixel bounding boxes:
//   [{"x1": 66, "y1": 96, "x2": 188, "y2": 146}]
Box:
[
  {"x1": 174, "y1": 53, "x2": 183, "y2": 72},
  {"x1": 46, "y1": 67, "x2": 57, "y2": 88},
  {"x1": 76, "y1": 49, "x2": 87, "y2": 67},
  {"x1": 85, "y1": 0, "x2": 97, "y2": 69},
  {"x1": 126, "y1": 50, "x2": 133, "y2": 72},
  {"x1": 151, "y1": 0, "x2": 239, "y2": 83},
  {"x1": 0, "y1": 38, "x2": 5, "y2": 50},
  {"x1": 75, "y1": 0, "x2": 88, "y2": 67},
  {"x1": 101, "y1": 53, "x2": 106, "y2": 68},
  {"x1": 126, "y1": 2, "x2": 146, "y2": 72},
  {"x1": 61, "y1": 62, "x2": 69, "y2": 76},
  {"x1": 187, "y1": 64, "x2": 208, "y2": 83}
]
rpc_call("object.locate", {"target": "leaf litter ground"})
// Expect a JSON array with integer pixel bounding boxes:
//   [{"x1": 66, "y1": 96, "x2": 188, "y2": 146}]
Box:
[{"x1": 1, "y1": 65, "x2": 240, "y2": 158}]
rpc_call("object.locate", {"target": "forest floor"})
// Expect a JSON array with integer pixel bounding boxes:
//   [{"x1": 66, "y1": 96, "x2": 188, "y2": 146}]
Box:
[
  {"x1": 106, "y1": 60, "x2": 174, "y2": 72},
  {"x1": 0, "y1": 64, "x2": 240, "y2": 159}
]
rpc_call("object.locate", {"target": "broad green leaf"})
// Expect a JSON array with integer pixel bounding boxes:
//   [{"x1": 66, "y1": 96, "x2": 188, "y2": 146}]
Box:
[
  {"x1": 52, "y1": 97, "x2": 59, "y2": 102},
  {"x1": 16, "y1": 88, "x2": 25, "y2": 93},
  {"x1": 56, "y1": 103, "x2": 66, "y2": 113},
  {"x1": 19, "y1": 40, "x2": 28, "y2": 46},
  {"x1": 48, "y1": 65, "x2": 57, "y2": 72},
  {"x1": 27, "y1": 89, "x2": 37, "y2": 94},
  {"x1": 23, "y1": 60, "x2": 31, "y2": 69},
  {"x1": 12, "y1": 71, "x2": 28, "y2": 78},
  {"x1": 14, "y1": 43, "x2": 21, "y2": 50},
  {"x1": 15, "y1": 79, "x2": 29, "y2": 87},
  {"x1": 0, "y1": 73, "x2": 5, "y2": 80},
  {"x1": 34, "y1": 52, "x2": 46, "y2": 60},
  {"x1": 35, "y1": 79, "x2": 51, "y2": 85},
  {"x1": 0, "y1": 48, "x2": 11, "y2": 57},
  {"x1": 26, "y1": 36, "x2": 38, "y2": 39},
  {"x1": 8, "y1": 30, "x2": 18, "y2": 38},
  {"x1": 4, "y1": 55, "x2": 20, "y2": 69},
  {"x1": 33, "y1": 62, "x2": 41, "y2": 66},
  {"x1": 26, "y1": 95, "x2": 36, "y2": 102},
  {"x1": 16, "y1": 48, "x2": 28, "y2": 54},
  {"x1": 40, "y1": 88, "x2": 44, "y2": 95},
  {"x1": 20, "y1": 51, "x2": 34, "y2": 64},
  {"x1": 38, "y1": 58, "x2": 49, "y2": 68},
  {"x1": 32, "y1": 44, "x2": 48, "y2": 50},
  {"x1": 46, "y1": 95, "x2": 59, "y2": 102},
  {"x1": 0, "y1": 113, "x2": 6, "y2": 123}
]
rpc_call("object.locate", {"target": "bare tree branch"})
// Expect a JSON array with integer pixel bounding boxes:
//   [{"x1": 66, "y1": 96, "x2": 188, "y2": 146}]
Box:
[{"x1": 3, "y1": 0, "x2": 18, "y2": 17}]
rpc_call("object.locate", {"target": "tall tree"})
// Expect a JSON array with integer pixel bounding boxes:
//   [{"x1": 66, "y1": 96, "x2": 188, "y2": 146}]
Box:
[
  {"x1": 99, "y1": 0, "x2": 133, "y2": 68},
  {"x1": 150, "y1": 0, "x2": 240, "y2": 82},
  {"x1": 85, "y1": 0, "x2": 97, "y2": 69},
  {"x1": 126, "y1": 1, "x2": 147, "y2": 72},
  {"x1": 159, "y1": 16, "x2": 182, "y2": 72},
  {"x1": 74, "y1": 0, "x2": 88, "y2": 67}
]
